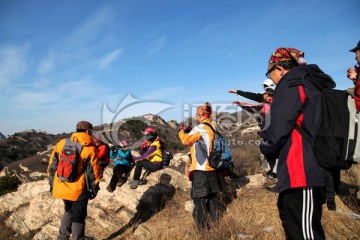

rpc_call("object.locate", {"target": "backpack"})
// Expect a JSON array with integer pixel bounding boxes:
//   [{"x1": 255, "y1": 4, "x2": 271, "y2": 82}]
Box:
[
  {"x1": 160, "y1": 141, "x2": 173, "y2": 166},
  {"x1": 295, "y1": 78, "x2": 359, "y2": 170},
  {"x1": 202, "y1": 122, "x2": 233, "y2": 170},
  {"x1": 57, "y1": 138, "x2": 83, "y2": 182}
]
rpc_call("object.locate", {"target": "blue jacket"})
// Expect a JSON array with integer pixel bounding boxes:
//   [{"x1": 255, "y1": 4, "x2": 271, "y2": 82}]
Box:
[{"x1": 110, "y1": 148, "x2": 133, "y2": 167}]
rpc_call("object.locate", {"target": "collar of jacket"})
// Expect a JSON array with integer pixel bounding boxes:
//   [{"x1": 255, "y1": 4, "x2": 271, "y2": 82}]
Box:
[{"x1": 70, "y1": 132, "x2": 94, "y2": 147}]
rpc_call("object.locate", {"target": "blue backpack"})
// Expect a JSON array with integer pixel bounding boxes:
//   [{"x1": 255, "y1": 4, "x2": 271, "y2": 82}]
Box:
[{"x1": 202, "y1": 122, "x2": 233, "y2": 170}]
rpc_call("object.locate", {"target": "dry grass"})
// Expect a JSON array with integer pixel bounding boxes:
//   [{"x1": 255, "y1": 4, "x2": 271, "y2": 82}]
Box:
[{"x1": 122, "y1": 164, "x2": 360, "y2": 240}]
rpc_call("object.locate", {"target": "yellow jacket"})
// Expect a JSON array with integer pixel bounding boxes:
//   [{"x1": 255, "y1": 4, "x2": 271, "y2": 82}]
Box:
[
  {"x1": 178, "y1": 119, "x2": 215, "y2": 172},
  {"x1": 47, "y1": 132, "x2": 101, "y2": 201},
  {"x1": 134, "y1": 139, "x2": 163, "y2": 163}
]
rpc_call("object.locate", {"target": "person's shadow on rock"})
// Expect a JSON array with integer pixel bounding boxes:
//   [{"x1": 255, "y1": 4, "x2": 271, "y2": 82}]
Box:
[{"x1": 104, "y1": 173, "x2": 175, "y2": 240}]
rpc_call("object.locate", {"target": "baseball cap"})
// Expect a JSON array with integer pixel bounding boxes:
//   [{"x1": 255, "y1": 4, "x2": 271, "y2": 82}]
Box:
[
  {"x1": 263, "y1": 79, "x2": 275, "y2": 87},
  {"x1": 349, "y1": 41, "x2": 360, "y2": 52},
  {"x1": 76, "y1": 121, "x2": 93, "y2": 130}
]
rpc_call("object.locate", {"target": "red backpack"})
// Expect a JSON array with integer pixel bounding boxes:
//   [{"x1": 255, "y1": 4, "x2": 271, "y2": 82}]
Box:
[{"x1": 57, "y1": 139, "x2": 83, "y2": 182}]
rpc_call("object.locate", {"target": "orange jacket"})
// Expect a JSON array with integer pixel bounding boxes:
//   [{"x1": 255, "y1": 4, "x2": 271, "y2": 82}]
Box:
[
  {"x1": 178, "y1": 119, "x2": 215, "y2": 172},
  {"x1": 47, "y1": 132, "x2": 101, "y2": 201}
]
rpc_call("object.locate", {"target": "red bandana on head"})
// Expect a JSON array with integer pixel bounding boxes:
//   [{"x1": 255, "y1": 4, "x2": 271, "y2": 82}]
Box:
[{"x1": 269, "y1": 47, "x2": 306, "y2": 67}]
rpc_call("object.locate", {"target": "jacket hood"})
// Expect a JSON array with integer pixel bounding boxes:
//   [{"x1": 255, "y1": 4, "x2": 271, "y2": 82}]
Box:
[
  {"x1": 287, "y1": 64, "x2": 336, "y2": 89},
  {"x1": 70, "y1": 132, "x2": 94, "y2": 147}
]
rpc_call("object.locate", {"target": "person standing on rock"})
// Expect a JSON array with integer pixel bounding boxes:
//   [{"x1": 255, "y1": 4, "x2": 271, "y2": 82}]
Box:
[
  {"x1": 259, "y1": 47, "x2": 329, "y2": 239},
  {"x1": 47, "y1": 121, "x2": 101, "y2": 240},
  {"x1": 178, "y1": 102, "x2": 223, "y2": 230}
]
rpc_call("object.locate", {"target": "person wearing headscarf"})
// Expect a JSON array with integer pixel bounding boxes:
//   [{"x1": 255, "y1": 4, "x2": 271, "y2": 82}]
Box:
[{"x1": 260, "y1": 47, "x2": 333, "y2": 240}]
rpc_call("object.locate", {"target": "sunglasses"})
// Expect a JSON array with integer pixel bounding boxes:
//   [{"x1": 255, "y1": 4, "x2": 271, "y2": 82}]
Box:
[{"x1": 265, "y1": 65, "x2": 276, "y2": 78}]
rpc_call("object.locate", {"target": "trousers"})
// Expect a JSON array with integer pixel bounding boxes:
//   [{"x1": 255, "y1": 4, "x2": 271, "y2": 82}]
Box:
[{"x1": 277, "y1": 187, "x2": 325, "y2": 240}]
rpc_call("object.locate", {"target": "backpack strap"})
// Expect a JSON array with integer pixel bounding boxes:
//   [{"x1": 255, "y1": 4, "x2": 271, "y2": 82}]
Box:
[
  {"x1": 202, "y1": 122, "x2": 222, "y2": 137},
  {"x1": 294, "y1": 125, "x2": 316, "y2": 148}
]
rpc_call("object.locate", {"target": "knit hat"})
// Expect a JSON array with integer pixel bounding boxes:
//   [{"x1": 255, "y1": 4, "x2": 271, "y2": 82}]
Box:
[
  {"x1": 349, "y1": 41, "x2": 360, "y2": 52},
  {"x1": 76, "y1": 121, "x2": 93, "y2": 130},
  {"x1": 268, "y1": 47, "x2": 306, "y2": 69}
]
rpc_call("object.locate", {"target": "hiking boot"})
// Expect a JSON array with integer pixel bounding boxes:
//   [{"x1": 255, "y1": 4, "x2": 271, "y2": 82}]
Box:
[
  {"x1": 130, "y1": 180, "x2": 140, "y2": 189},
  {"x1": 266, "y1": 170, "x2": 277, "y2": 179},
  {"x1": 117, "y1": 177, "x2": 127, "y2": 187},
  {"x1": 106, "y1": 185, "x2": 114, "y2": 193}
]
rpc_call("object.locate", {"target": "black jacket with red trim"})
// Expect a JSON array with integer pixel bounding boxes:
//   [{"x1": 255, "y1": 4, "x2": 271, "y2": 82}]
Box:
[{"x1": 260, "y1": 64, "x2": 335, "y2": 193}]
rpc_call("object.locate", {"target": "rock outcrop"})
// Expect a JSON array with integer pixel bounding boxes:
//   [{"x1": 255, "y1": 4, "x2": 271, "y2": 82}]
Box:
[
  {"x1": 0, "y1": 152, "x2": 269, "y2": 239},
  {"x1": 0, "y1": 164, "x2": 192, "y2": 239}
]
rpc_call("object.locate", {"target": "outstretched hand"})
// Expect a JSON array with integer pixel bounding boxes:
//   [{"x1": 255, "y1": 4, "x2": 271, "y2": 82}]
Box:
[
  {"x1": 229, "y1": 90, "x2": 237, "y2": 94},
  {"x1": 347, "y1": 67, "x2": 357, "y2": 81}
]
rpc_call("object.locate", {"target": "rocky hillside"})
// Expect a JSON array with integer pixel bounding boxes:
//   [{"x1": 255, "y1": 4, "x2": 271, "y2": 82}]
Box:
[
  {"x1": 2, "y1": 113, "x2": 358, "y2": 239},
  {"x1": 1, "y1": 151, "x2": 359, "y2": 239}
]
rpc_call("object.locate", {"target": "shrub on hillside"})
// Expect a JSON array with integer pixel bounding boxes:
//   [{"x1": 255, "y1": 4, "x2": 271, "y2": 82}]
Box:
[{"x1": 0, "y1": 174, "x2": 20, "y2": 196}]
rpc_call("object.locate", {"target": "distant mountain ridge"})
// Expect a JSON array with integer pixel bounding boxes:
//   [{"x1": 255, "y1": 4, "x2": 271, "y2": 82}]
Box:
[
  {"x1": 0, "y1": 132, "x2": 5, "y2": 140},
  {"x1": 0, "y1": 112, "x2": 258, "y2": 168}
]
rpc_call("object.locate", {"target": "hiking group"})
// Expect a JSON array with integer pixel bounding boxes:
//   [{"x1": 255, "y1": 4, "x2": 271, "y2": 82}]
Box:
[{"x1": 47, "y1": 40, "x2": 360, "y2": 240}]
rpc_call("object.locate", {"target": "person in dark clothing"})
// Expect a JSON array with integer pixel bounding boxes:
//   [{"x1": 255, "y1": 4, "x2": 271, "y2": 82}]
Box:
[
  {"x1": 228, "y1": 78, "x2": 275, "y2": 103},
  {"x1": 230, "y1": 79, "x2": 278, "y2": 178},
  {"x1": 233, "y1": 87, "x2": 277, "y2": 179},
  {"x1": 260, "y1": 47, "x2": 331, "y2": 240}
]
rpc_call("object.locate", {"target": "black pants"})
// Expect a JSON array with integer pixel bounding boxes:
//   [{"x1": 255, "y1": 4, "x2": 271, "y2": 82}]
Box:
[
  {"x1": 278, "y1": 187, "x2": 325, "y2": 240},
  {"x1": 133, "y1": 160, "x2": 163, "y2": 180},
  {"x1": 193, "y1": 193, "x2": 220, "y2": 230},
  {"x1": 109, "y1": 164, "x2": 131, "y2": 189},
  {"x1": 58, "y1": 200, "x2": 88, "y2": 240}
]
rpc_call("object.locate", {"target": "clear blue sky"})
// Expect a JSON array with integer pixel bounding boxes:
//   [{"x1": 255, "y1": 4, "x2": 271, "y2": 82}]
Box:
[{"x1": 0, "y1": 0, "x2": 359, "y2": 136}]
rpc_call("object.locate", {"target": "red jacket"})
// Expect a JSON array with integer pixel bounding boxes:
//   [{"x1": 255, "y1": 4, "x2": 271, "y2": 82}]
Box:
[
  {"x1": 354, "y1": 65, "x2": 360, "y2": 110},
  {"x1": 96, "y1": 142, "x2": 110, "y2": 166}
]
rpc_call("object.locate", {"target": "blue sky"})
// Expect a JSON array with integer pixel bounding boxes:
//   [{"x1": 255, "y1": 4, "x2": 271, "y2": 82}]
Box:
[{"x1": 0, "y1": 0, "x2": 359, "y2": 136}]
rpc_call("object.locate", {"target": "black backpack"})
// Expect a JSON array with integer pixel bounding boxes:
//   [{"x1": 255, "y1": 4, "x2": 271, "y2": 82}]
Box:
[
  {"x1": 161, "y1": 142, "x2": 173, "y2": 166},
  {"x1": 295, "y1": 78, "x2": 356, "y2": 170}
]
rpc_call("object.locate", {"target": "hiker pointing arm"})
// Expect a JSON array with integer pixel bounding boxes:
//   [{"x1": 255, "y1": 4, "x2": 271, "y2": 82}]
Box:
[{"x1": 229, "y1": 79, "x2": 275, "y2": 103}]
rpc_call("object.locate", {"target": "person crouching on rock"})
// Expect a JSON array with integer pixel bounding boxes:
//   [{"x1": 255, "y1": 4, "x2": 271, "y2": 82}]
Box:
[
  {"x1": 106, "y1": 140, "x2": 133, "y2": 192},
  {"x1": 129, "y1": 127, "x2": 163, "y2": 189}
]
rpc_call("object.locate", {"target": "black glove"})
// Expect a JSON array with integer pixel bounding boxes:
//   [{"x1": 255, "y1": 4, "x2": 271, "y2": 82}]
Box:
[
  {"x1": 184, "y1": 126, "x2": 192, "y2": 133},
  {"x1": 88, "y1": 184, "x2": 100, "y2": 200}
]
